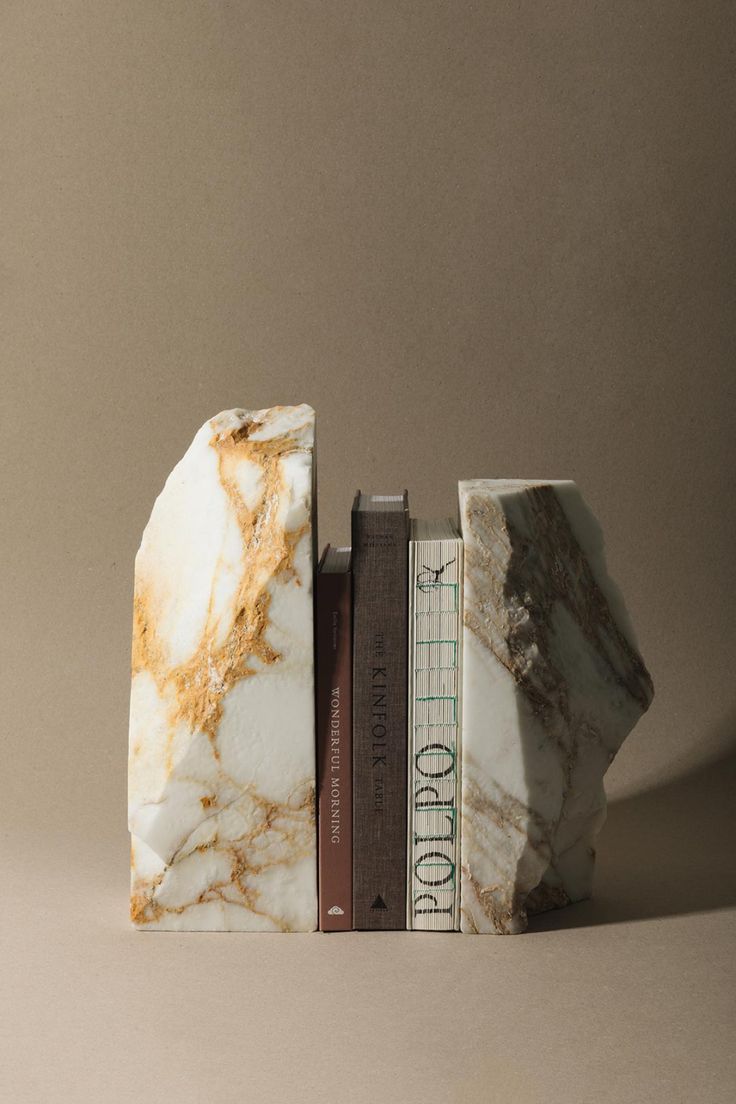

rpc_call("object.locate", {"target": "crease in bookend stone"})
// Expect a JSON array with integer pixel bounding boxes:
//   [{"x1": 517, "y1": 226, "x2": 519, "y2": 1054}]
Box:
[
  {"x1": 128, "y1": 405, "x2": 318, "y2": 931},
  {"x1": 458, "y1": 479, "x2": 654, "y2": 934}
]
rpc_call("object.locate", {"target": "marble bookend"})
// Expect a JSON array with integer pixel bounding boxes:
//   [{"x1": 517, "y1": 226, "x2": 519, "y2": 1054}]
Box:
[
  {"x1": 128, "y1": 405, "x2": 318, "y2": 931},
  {"x1": 458, "y1": 480, "x2": 654, "y2": 934}
]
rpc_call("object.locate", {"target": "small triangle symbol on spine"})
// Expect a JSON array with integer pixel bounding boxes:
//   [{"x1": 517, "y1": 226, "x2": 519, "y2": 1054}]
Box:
[{"x1": 370, "y1": 894, "x2": 388, "y2": 911}]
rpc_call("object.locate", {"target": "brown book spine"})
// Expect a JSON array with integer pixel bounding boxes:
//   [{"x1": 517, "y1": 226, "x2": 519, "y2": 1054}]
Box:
[
  {"x1": 352, "y1": 495, "x2": 409, "y2": 929},
  {"x1": 317, "y1": 557, "x2": 352, "y2": 931}
]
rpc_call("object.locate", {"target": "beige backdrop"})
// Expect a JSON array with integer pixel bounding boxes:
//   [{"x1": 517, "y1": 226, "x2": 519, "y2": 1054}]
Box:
[{"x1": 2, "y1": 3, "x2": 734, "y2": 1102}]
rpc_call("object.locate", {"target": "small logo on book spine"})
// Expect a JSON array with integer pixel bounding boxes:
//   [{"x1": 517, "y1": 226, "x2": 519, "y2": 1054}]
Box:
[
  {"x1": 370, "y1": 895, "x2": 388, "y2": 911},
  {"x1": 327, "y1": 905, "x2": 344, "y2": 915}
]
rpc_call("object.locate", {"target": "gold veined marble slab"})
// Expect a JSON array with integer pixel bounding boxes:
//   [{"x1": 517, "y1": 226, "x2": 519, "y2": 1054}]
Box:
[
  {"x1": 128, "y1": 406, "x2": 317, "y2": 930},
  {"x1": 458, "y1": 480, "x2": 654, "y2": 934}
]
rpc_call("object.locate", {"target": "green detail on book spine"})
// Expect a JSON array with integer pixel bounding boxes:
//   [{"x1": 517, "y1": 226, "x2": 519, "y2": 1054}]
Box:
[{"x1": 407, "y1": 532, "x2": 463, "y2": 931}]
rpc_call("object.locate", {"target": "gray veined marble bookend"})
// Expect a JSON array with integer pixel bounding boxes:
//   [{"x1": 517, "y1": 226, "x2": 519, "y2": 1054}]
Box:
[
  {"x1": 128, "y1": 406, "x2": 318, "y2": 931},
  {"x1": 458, "y1": 479, "x2": 654, "y2": 935}
]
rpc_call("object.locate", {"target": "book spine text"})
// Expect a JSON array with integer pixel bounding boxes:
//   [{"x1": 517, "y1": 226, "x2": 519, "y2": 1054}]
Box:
[
  {"x1": 317, "y1": 571, "x2": 352, "y2": 930},
  {"x1": 352, "y1": 508, "x2": 409, "y2": 929},
  {"x1": 407, "y1": 538, "x2": 462, "y2": 930}
]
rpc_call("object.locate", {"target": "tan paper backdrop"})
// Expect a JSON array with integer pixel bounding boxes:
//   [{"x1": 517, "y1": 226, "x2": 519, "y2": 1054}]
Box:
[{"x1": 2, "y1": 3, "x2": 734, "y2": 1102}]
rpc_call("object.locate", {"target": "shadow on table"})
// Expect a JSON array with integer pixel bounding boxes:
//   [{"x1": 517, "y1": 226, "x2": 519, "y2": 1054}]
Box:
[{"x1": 528, "y1": 739, "x2": 736, "y2": 931}]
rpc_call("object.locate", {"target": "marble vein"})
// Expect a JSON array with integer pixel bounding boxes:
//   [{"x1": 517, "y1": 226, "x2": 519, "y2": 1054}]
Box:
[
  {"x1": 459, "y1": 479, "x2": 654, "y2": 934},
  {"x1": 128, "y1": 405, "x2": 317, "y2": 931}
]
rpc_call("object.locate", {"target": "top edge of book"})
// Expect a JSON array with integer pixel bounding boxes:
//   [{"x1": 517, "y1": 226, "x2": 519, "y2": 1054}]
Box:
[
  {"x1": 352, "y1": 490, "x2": 409, "y2": 513},
  {"x1": 410, "y1": 517, "x2": 461, "y2": 541},
  {"x1": 318, "y1": 545, "x2": 352, "y2": 573}
]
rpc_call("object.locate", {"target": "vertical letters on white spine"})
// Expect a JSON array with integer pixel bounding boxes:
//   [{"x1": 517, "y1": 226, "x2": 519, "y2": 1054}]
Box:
[{"x1": 407, "y1": 526, "x2": 463, "y2": 931}]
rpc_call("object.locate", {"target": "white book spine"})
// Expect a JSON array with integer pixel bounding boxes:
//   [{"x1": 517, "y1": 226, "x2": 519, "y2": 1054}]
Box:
[{"x1": 407, "y1": 536, "x2": 463, "y2": 930}]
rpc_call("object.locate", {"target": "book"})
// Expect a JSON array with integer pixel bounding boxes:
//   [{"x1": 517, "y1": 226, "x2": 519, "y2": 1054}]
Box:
[
  {"x1": 316, "y1": 546, "x2": 353, "y2": 931},
  {"x1": 351, "y1": 491, "x2": 410, "y2": 930},
  {"x1": 407, "y1": 518, "x2": 463, "y2": 931}
]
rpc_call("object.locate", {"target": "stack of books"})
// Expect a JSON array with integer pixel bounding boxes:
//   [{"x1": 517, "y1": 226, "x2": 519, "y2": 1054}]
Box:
[{"x1": 316, "y1": 491, "x2": 463, "y2": 932}]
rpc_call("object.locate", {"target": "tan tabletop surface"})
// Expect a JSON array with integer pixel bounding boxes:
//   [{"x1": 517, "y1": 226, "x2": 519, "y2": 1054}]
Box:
[{"x1": 2, "y1": 760, "x2": 734, "y2": 1103}]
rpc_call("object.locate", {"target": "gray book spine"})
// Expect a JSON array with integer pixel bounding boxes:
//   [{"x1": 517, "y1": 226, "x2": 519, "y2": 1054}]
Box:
[{"x1": 351, "y1": 497, "x2": 409, "y2": 929}]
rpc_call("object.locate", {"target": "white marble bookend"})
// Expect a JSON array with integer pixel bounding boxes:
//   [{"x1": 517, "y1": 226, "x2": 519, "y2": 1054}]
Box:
[
  {"x1": 128, "y1": 405, "x2": 317, "y2": 931},
  {"x1": 458, "y1": 479, "x2": 654, "y2": 934}
]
